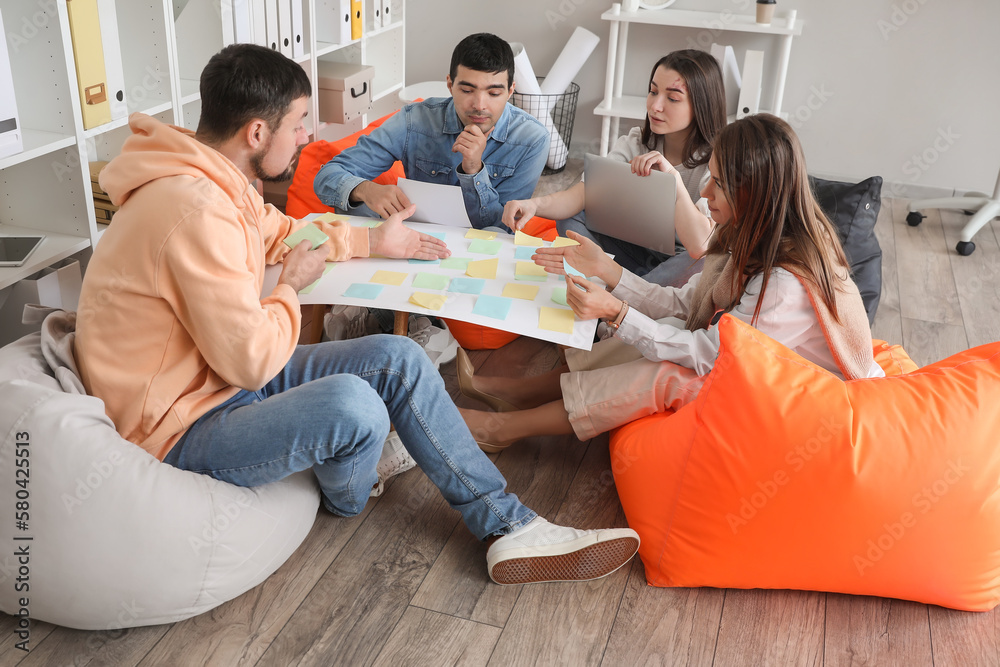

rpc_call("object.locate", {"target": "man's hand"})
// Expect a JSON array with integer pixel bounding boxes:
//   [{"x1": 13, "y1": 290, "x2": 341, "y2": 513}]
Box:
[
  {"x1": 350, "y1": 181, "x2": 412, "y2": 218},
  {"x1": 502, "y1": 198, "x2": 538, "y2": 231},
  {"x1": 369, "y1": 205, "x2": 451, "y2": 260},
  {"x1": 452, "y1": 125, "x2": 491, "y2": 175},
  {"x1": 532, "y1": 230, "x2": 623, "y2": 288},
  {"x1": 630, "y1": 151, "x2": 676, "y2": 177},
  {"x1": 278, "y1": 240, "x2": 328, "y2": 293}
]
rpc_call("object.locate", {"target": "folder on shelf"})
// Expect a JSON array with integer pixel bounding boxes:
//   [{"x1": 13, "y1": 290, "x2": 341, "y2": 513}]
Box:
[
  {"x1": 96, "y1": 0, "x2": 127, "y2": 120},
  {"x1": 0, "y1": 9, "x2": 23, "y2": 160},
  {"x1": 381, "y1": 0, "x2": 391, "y2": 27},
  {"x1": 710, "y1": 43, "x2": 742, "y2": 120},
  {"x1": 350, "y1": 0, "x2": 362, "y2": 40},
  {"x1": 291, "y1": 0, "x2": 304, "y2": 58},
  {"x1": 233, "y1": 0, "x2": 254, "y2": 45},
  {"x1": 67, "y1": 0, "x2": 112, "y2": 130},
  {"x1": 736, "y1": 49, "x2": 763, "y2": 119},
  {"x1": 368, "y1": 0, "x2": 380, "y2": 29},
  {"x1": 277, "y1": 0, "x2": 293, "y2": 56},
  {"x1": 251, "y1": 0, "x2": 268, "y2": 46},
  {"x1": 316, "y1": 0, "x2": 351, "y2": 45},
  {"x1": 265, "y1": 0, "x2": 281, "y2": 51}
]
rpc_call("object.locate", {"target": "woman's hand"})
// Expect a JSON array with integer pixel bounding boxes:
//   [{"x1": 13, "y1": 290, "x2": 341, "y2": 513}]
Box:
[
  {"x1": 564, "y1": 274, "x2": 623, "y2": 321},
  {"x1": 532, "y1": 230, "x2": 622, "y2": 288},
  {"x1": 631, "y1": 151, "x2": 676, "y2": 177},
  {"x1": 502, "y1": 198, "x2": 538, "y2": 231}
]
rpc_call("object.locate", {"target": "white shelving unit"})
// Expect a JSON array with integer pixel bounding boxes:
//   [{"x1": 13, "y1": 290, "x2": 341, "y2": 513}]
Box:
[
  {"x1": 595, "y1": 3, "x2": 802, "y2": 155},
  {"x1": 0, "y1": 0, "x2": 406, "y2": 293}
]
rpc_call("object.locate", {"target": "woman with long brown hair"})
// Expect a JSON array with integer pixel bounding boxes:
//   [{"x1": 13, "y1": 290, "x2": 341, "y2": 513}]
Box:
[{"x1": 459, "y1": 114, "x2": 885, "y2": 450}]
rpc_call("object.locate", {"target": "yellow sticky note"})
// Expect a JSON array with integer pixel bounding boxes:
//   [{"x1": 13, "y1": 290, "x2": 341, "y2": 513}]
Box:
[
  {"x1": 313, "y1": 212, "x2": 350, "y2": 224},
  {"x1": 466, "y1": 258, "x2": 499, "y2": 280},
  {"x1": 539, "y1": 306, "x2": 575, "y2": 334},
  {"x1": 515, "y1": 261, "x2": 548, "y2": 278},
  {"x1": 465, "y1": 229, "x2": 497, "y2": 241},
  {"x1": 502, "y1": 283, "x2": 539, "y2": 301},
  {"x1": 514, "y1": 230, "x2": 544, "y2": 247},
  {"x1": 409, "y1": 291, "x2": 447, "y2": 311},
  {"x1": 371, "y1": 270, "x2": 408, "y2": 286},
  {"x1": 551, "y1": 236, "x2": 580, "y2": 248}
]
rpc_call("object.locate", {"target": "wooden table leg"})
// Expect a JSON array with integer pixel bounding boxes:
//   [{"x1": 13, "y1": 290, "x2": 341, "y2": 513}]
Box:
[
  {"x1": 393, "y1": 310, "x2": 409, "y2": 336},
  {"x1": 309, "y1": 304, "x2": 329, "y2": 344}
]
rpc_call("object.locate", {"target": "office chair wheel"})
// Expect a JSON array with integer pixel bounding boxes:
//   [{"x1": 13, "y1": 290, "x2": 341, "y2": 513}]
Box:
[
  {"x1": 906, "y1": 211, "x2": 925, "y2": 227},
  {"x1": 956, "y1": 241, "x2": 976, "y2": 256}
]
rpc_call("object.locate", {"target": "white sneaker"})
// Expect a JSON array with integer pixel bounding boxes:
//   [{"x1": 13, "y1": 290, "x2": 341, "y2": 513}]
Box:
[
  {"x1": 370, "y1": 430, "x2": 417, "y2": 497},
  {"x1": 324, "y1": 305, "x2": 380, "y2": 341},
  {"x1": 486, "y1": 517, "x2": 640, "y2": 585},
  {"x1": 408, "y1": 316, "x2": 458, "y2": 369}
]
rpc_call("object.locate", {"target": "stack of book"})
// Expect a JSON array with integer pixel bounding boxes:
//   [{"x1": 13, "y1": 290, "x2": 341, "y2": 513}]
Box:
[{"x1": 89, "y1": 161, "x2": 118, "y2": 224}]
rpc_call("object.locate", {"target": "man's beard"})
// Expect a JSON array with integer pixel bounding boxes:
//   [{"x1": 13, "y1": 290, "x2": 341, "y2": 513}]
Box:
[{"x1": 250, "y1": 141, "x2": 302, "y2": 182}]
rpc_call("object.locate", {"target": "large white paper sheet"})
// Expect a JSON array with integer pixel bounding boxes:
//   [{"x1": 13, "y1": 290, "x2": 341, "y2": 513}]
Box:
[
  {"x1": 265, "y1": 217, "x2": 598, "y2": 350},
  {"x1": 397, "y1": 178, "x2": 472, "y2": 228}
]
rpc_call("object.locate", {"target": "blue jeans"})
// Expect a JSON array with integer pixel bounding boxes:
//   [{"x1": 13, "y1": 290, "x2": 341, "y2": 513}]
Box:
[
  {"x1": 557, "y1": 211, "x2": 701, "y2": 288},
  {"x1": 164, "y1": 335, "x2": 536, "y2": 540}
]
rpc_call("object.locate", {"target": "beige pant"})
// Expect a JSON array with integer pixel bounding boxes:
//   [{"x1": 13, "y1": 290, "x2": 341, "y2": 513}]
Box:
[{"x1": 561, "y1": 336, "x2": 707, "y2": 440}]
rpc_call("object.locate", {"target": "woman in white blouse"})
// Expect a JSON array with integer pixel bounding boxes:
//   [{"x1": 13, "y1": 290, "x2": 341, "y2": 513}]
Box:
[
  {"x1": 502, "y1": 50, "x2": 727, "y2": 287},
  {"x1": 459, "y1": 114, "x2": 884, "y2": 452}
]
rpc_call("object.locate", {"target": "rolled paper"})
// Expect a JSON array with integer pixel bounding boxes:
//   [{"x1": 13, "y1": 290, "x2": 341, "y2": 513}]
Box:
[
  {"x1": 539, "y1": 27, "x2": 600, "y2": 96},
  {"x1": 509, "y1": 42, "x2": 542, "y2": 94}
]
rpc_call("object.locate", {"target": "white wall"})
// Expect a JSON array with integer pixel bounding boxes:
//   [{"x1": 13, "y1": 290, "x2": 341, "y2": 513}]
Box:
[{"x1": 406, "y1": 0, "x2": 1000, "y2": 195}]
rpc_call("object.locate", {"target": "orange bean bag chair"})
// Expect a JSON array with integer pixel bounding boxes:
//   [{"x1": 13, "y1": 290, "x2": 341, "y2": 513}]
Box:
[
  {"x1": 286, "y1": 110, "x2": 558, "y2": 350},
  {"x1": 609, "y1": 314, "x2": 1000, "y2": 611}
]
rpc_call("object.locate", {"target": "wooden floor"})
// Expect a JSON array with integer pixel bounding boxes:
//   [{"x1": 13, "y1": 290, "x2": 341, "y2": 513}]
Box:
[{"x1": 5, "y1": 165, "x2": 1000, "y2": 665}]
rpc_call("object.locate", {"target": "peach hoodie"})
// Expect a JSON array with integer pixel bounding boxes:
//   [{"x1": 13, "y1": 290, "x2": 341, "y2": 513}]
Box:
[{"x1": 75, "y1": 113, "x2": 369, "y2": 460}]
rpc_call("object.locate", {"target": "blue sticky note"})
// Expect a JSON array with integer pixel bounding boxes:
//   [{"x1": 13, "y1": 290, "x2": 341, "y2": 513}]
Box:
[
  {"x1": 409, "y1": 258, "x2": 441, "y2": 265},
  {"x1": 563, "y1": 259, "x2": 588, "y2": 291},
  {"x1": 424, "y1": 231, "x2": 447, "y2": 241},
  {"x1": 448, "y1": 277, "x2": 486, "y2": 295},
  {"x1": 473, "y1": 295, "x2": 512, "y2": 320},
  {"x1": 514, "y1": 246, "x2": 537, "y2": 260},
  {"x1": 344, "y1": 282, "x2": 385, "y2": 299}
]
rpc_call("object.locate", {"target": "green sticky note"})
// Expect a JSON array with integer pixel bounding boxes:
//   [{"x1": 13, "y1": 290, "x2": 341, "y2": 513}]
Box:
[
  {"x1": 284, "y1": 224, "x2": 329, "y2": 250},
  {"x1": 409, "y1": 258, "x2": 441, "y2": 265},
  {"x1": 468, "y1": 239, "x2": 502, "y2": 255},
  {"x1": 440, "y1": 257, "x2": 472, "y2": 270},
  {"x1": 299, "y1": 263, "x2": 335, "y2": 294},
  {"x1": 412, "y1": 272, "x2": 450, "y2": 290},
  {"x1": 355, "y1": 219, "x2": 383, "y2": 228},
  {"x1": 473, "y1": 295, "x2": 512, "y2": 320},
  {"x1": 344, "y1": 282, "x2": 384, "y2": 299},
  {"x1": 551, "y1": 287, "x2": 568, "y2": 306},
  {"x1": 514, "y1": 246, "x2": 537, "y2": 260},
  {"x1": 448, "y1": 277, "x2": 486, "y2": 294}
]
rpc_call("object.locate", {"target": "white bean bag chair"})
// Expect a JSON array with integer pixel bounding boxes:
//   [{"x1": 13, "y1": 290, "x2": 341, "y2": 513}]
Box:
[{"x1": 0, "y1": 309, "x2": 319, "y2": 630}]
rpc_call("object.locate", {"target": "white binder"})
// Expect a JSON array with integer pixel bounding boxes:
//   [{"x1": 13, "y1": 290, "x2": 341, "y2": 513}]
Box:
[
  {"x1": 0, "y1": 9, "x2": 23, "y2": 160},
  {"x1": 736, "y1": 49, "x2": 764, "y2": 119},
  {"x1": 380, "y1": 0, "x2": 390, "y2": 27},
  {"x1": 251, "y1": 0, "x2": 268, "y2": 46},
  {"x1": 316, "y1": 0, "x2": 350, "y2": 46},
  {"x1": 277, "y1": 0, "x2": 293, "y2": 56},
  {"x1": 265, "y1": 0, "x2": 280, "y2": 51},
  {"x1": 291, "y1": 0, "x2": 304, "y2": 58},
  {"x1": 233, "y1": 0, "x2": 253, "y2": 44},
  {"x1": 710, "y1": 43, "x2": 742, "y2": 120},
  {"x1": 368, "y1": 0, "x2": 380, "y2": 29},
  {"x1": 96, "y1": 0, "x2": 127, "y2": 120}
]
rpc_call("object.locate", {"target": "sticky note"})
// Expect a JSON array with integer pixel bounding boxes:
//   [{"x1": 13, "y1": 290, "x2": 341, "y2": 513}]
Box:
[
  {"x1": 551, "y1": 236, "x2": 580, "y2": 248},
  {"x1": 514, "y1": 246, "x2": 537, "y2": 260},
  {"x1": 448, "y1": 277, "x2": 486, "y2": 294},
  {"x1": 299, "y1": 264, "x2": 335, "y2": 294},
  {"x1": 468, "y1": 239, "x2": 502, "y2": 255},
  {"x1": 466, "y1": 258, "x2": 498, "y2": 280},
  {"x1": 354, "y1": 218, "x2": 383, "y2": 228},
  {"x1": 412, "y1": 272, "x2": 450, "y2": 290},
  {"x1": 551, "y1": 287, "x2": 567, "y2": 306},
  {"x1": 502, "y1": 283, "x2": 539, "y2": 300},
  {"x1": 283, "y1": 224, "x2": 329, "y2": 250},
  {"x1": 424, "y1": 231, "x2": 447, "y2": 241},
  {"x1": 409, "y1": 291, "x2": 447, "y2": 311},
  {"x1": 440, "y1": 257, "x2": 472, "y2": 270},
  {"x1": 473, "y1": 295, "x2": 512, "y2": 320},
  {"x1": 344, "y1": 282, "x2": 384, "y2": 299},
  {"x1": 313, "y1": 212, "x2": 350, "y2": 224},
  {"x1": 539, "y1": 306, "x2": 575, "y2": 334},
  {"x1": 563, "y1": 258, "x2": 586, "y2": 279},
  {"x1": 371, "y1": 270, "x2": 408, "y2": 286},
  {"x1": 409, "y1": 258, "x2": 441, "y2": 265},
  {"x1": 515, "y1": 261, "x2": 548, "y2": 281},
  {"x1": 465, "y1": 229, "x2": 497, "y2": 240},
  {"x1": 514, "y1": 230, "x2": 544, "y2": 247}
]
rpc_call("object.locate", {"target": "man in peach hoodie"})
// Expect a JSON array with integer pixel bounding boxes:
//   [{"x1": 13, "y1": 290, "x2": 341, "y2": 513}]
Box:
[{"x1": 74, "y1": 44, "x2": 639, "y2": 586}]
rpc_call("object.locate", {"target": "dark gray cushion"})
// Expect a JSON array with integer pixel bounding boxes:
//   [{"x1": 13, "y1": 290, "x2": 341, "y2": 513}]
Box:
[{"x1": 809, "y1": 176, "x2": 883, "y2": 325}]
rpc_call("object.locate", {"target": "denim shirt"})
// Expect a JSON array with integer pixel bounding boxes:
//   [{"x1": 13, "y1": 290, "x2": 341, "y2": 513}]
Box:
[{"x1": 313, "y1": 97, "x2": 549, "y2": 230}]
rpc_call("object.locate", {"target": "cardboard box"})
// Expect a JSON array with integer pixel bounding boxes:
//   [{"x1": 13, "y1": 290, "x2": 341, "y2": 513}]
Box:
[
  {"x1": 0, "y1": 259, "x2": 83, "y2": 346},
  {"x1": 317, "y1": 61, "x2": 374, "y2": 124}
]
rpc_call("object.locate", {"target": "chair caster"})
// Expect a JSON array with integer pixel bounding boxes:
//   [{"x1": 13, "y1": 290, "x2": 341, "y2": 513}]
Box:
[
  {"x1": 906, "y1": 211, "x2": 925, "y2": 227},
  {"x1": 956, "y1": 241, "x2": 976, "y2": 256}
]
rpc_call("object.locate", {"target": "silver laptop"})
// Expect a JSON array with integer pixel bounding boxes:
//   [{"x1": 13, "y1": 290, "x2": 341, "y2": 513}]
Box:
[{"x1": 583, "y1": 153, "x2": 677, "y2": 255}]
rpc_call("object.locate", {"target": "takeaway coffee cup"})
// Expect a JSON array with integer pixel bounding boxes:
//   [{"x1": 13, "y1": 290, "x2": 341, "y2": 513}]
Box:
[{"x1": 756, "y1": 0, "x2": 776, "y2": 25}]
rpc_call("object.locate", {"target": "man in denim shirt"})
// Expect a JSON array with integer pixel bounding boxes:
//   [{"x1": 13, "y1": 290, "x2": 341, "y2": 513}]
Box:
[{"x1": 314, "y1": 33, "x2": 549, "y2": 232}]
